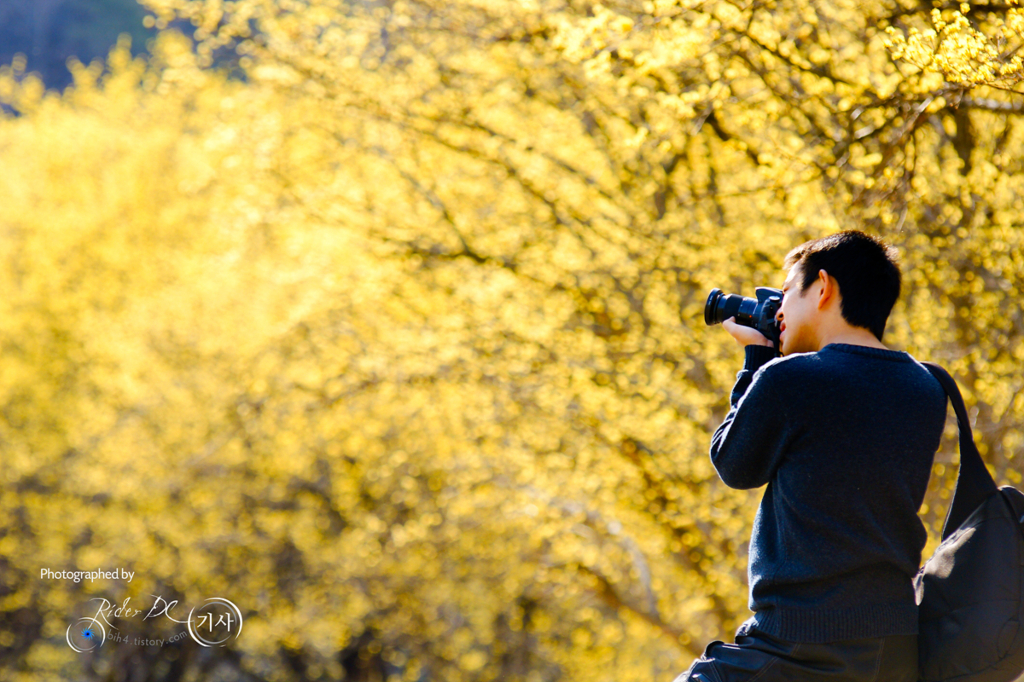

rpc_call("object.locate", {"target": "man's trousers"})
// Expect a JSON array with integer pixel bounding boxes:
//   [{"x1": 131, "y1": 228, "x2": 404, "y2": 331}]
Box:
[{"x1": 673, "y1": 618, "x2": 918, "y2": 682}]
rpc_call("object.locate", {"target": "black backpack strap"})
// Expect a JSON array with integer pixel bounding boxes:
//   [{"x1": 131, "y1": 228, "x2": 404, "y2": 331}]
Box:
[{"x1": 921, "y1": 362, "x2": 999, "y2": 541}]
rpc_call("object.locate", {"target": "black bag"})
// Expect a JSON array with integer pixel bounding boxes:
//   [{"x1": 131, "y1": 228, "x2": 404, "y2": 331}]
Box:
[{"x1": 915, "y1": 362, "x2": 1024, "y2": 682}]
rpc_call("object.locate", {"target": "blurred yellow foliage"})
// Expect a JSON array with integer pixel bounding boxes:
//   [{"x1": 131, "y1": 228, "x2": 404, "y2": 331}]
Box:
[{"x1": 0, "y1": 0, "x2": 1022, "y2": 680}]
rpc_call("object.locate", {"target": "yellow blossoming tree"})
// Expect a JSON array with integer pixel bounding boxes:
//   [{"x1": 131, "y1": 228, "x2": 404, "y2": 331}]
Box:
[{"x1": 0, "y1": 0, "x2": 1021, "y2": 680}]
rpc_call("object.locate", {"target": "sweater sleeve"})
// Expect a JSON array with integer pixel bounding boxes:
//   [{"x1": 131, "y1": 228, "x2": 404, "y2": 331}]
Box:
[{"x1": 710, "y1": 345, "x2": 792, "y2": 490}]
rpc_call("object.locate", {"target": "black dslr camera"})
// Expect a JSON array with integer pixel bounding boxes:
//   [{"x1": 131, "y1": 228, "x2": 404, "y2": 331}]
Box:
[{"x1": 704, "y1": 287, "x2": 783, "y2": 356}]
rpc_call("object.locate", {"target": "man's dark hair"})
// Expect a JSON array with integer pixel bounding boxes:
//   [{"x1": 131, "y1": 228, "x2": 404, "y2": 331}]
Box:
[{"x1": 783, "y1": 230, "x2": 901, "y2": 341}]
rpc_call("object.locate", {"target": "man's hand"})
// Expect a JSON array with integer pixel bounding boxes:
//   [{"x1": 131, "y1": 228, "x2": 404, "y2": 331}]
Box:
[{"x1": 722, "y1": 317, "x2": 774, "y2": 348}]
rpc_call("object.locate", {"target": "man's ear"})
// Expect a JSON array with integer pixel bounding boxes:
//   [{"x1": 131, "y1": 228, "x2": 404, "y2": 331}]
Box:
[{"x1": 816, "y1": 269, "x2": 837, "y2": 310}]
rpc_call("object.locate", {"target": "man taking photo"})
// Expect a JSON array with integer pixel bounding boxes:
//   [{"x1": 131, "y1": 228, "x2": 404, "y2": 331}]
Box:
[{"x1": 677, "y1": 230, "x2": 947, "y2": 682}]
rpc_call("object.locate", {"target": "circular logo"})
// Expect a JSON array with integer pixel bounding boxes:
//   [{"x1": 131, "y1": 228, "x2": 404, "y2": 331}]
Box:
[
  {"x1": 66, "y1": 617, "x2": 105, "y2": 652},
  {"x1": 187, "y1": 598, "x2": 243, "y2": 647}
]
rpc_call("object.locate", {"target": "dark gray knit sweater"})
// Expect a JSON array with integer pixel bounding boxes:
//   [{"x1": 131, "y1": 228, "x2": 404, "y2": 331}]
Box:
[{"x1": 711, "y1": 342, "x2": 947, "y2": 643}]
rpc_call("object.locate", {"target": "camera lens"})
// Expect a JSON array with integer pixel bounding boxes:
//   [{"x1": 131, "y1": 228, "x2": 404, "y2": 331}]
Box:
[
  {"x1": 704, "y1": 289, "x2": 723, "y2": 325},
  {"x1": 717, "y1": 293, "x2": 747, "y2": 324},
  {"x1": 705, "y1": 289, "x2": 759, "y2": 326}
]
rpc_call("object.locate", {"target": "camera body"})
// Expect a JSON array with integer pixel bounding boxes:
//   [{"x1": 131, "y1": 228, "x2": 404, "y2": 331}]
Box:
[{"x1": 704, "y1": 287, "x2": 783, "y2": 355}]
